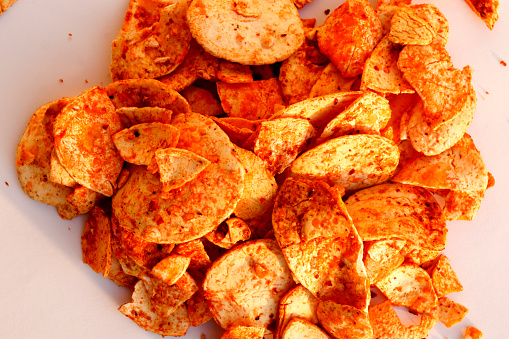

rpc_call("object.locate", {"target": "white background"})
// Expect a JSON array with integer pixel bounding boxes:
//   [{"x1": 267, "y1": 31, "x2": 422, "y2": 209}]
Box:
[{"x1": 0, "y1": 0, "x2": 508, "y2": 338}]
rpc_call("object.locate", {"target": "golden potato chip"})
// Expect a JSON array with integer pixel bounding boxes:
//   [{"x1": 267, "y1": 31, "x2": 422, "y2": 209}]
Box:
[
  {"x1": 221, "y1": 325, "x2": 266, "y2": 339},
  {"x1": 282, "y1": 317, "x2": 329, "y2": 339},
  {"x1": 399, "y1": 242, "x2": 441, "y2": 266},
  {"x1": 105, "y1": 78, "x2": 191, "y2": 114},
  {"x1": 388, "y1": 6, "x2": 436, "y2": 45},
  {"x1": 376, "y1": 4, "x2": 399, "y2": 36},
  {"x1": 106, "y1": 251, "x2": 138, "y2": 289},
  {"x1": 54, "y1": 86, "x2": 124, "y2": 197},
  {"x1": 0, "y1": 0, "x2": 18, "y2": 14},
  {"x1": 428, "y1": 254, "x2": 463, "y2": 298},
  {"x1": 155, "y1": 147, "x2": 211, "y2": 192},
  {"x1": 110, "y1": 0, "x2": 192, "y2": 80},
  {"x1": 363, "y1": 239, "x2": 405, "y2": 285},
  {"x1": 150, "y1": 254, "x2": 191, "y2": 286},
  {"x1": 113, "y1": 113, "x2": 245, "y2": 244},
  {"x1": 317, "y1": 0, "x2": 383, "y2": 77},
  {"x1": 232, "y1": 146, "x2": 277, "y2": 220},
  {"x1": 253, "y1": 118, "x2": 316, "y2": 175},
  {"x1": 49, "y1": 149, "x2": 77, "y2": 188},
  {"x1": 81, "y1": 206, "x2": 112, "y2": 278},
  {"x1": 158, "y1": 39, "x2": 219, "y2": 92},
  {"x1": 309, "y1": 62, "x2": 358, "y2": 98},
  {"x1": 142, "y1": 272, "x2": 198, "y2": 318},
  {"x1": 111, "y1": 233, "x2": 151, "y2": 279},
  {"x1": 317, "y1": 91, "x2": 391, "y2": 144},
  {"x1": 119, "y1": 280, "x2": 190, "y2": 336},
  {"x1": 464, "y1": 0, "x2": 499, "y2": 30},
  {"x1": 15, "y1": 98, "x2": 77, "y2": 214},
  {"x1": 112, "y1": 122, "x2": 180, "y2": 172},
  {"x1": 345, "y1": 183, "x2": 447, "y2": 251},
  {"x1": 203, "y1": 239, "x2": 294, "y2": 330},
  {"x1": 173, "y1": 239, "x2": 212, "y2": 281},
  {"x1": 205, "y1": 217, "x2": 252, "y2": 249},
  {"x1": 186, "y1": 288, "x2": 213, "y2": 327},
  {"x1": 369, "y1": 300, "x2": 436, "y2": 339},
  {"x1": 380, "y1": 93, "x2": 419, "y2": 144},
  {"x1": 212, "y1": 117, "x2": 258, "y2": 147},
  {"x1": 217, "y1": 61, "x2": 254, "y2": 83},
  {"x1": 65, "y1": 185, "x2": 104, "y2": 217},
  {"x1": 436, "y1": 296, "x2": 469, "y2": 328},
  {"x1": 180, "y1": 85, "x2": 224, "y2": 116},
  {"x1": 217, "y1": 78, "x2": 286, "y2": 121},
  {"x1": 316, "y1": 301, "x2": 373, "y2": 339},
  {"x1": 289, "y1": 134, "x2": 399, "y2": 192},
  {"x1": 463, "y1": 326, "x2": 483, "y2": 339},
  {"x1": 376, "y1": 264, "x2": 437, "y2": 314},
  {"x1": 186, "y1": 0, "x2": 305, "y2": 65},
  {"x1": 277, "y1": 285, "x2": 320, "y2": 339},
  {"x1": 360, "y1": 37, "x2": 414, "y2": 95},
  {"x1": 410, "y1": 4, "x2": 449, "y2": 45},
  {"x1": 117, "y1": 107, "x2": 173, "y2": 128}
]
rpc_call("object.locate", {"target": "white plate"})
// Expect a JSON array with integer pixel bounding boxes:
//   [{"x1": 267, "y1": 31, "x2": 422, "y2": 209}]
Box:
[{"x1": 0, "y1": 0, "x2": 508, "y2": 338}]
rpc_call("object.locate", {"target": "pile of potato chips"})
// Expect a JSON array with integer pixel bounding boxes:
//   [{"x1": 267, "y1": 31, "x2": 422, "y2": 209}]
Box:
[{"x1": 15, "y1": 0, "x2": 498, "y2": 338}]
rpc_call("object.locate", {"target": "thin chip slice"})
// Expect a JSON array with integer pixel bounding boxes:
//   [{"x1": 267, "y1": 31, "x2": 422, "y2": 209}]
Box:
[
  {"x1": 428, "y1": 254, "x2": 463, "y2": 298},
  {"x1": 282, "y1": 317, "x2": 330, "y2": 339},
  {"x1": 289, "y1": 134, "x2": 399, "y2": 192},
  {"x1": 217, "y1": 61, "x2": 254, "y2": 83},
  {"x1": 66, "y1": 185, "x2": 104, "y2": 217},
  {"x1": 54, "y1": 86, "x2": 124, "y2": 197},
  {"x1": 186, "y1": 0, "x2": 305, "y2": 65},
  {"x1": 277, "y1": 285, "x2": 320, "y2": 339},
  {"x1": 369, "y1": 300, "x2": 436, "y2": 339},
  {"x1": 463, "y1": 326, "x2": 483, "y2": 339},
  {"x1": 81, "y1": 206, "x2": 112, "y2": 278},
  {"x1": 49, "y1": 149, "x2": 77, "y2": 188},
  {"x1": 437, "y1": 296, "x2": 469, "y2": 328},
  {"x1": 106, "y1": 251, "x2": 138, "y2": 289},
  {"x1": 388, "y1": 6, "x2": 436, "y2": 45},
  {"x1": 117, "y1": 106, "x2": 173, "y2": 127},
  {"x1": 205, "y1": 217, "x2": 252, "y2": 249},
  {"x1": 203, "y1": 239, "x2": 294, "y2": 330},
  {"x1": 151, "y1": 254, "x2": 191, "y2": 286},
  {"x1": 464, "y1": 0, "x2": 499, "y2": 30},
  {"x1": 180, "y1": 85, "x2": 223, "y2": 116},
  {"x1": 155, "y1": 147, "x2": 211, "y2": 192},
  {"x1": 363, "y1": 239, "x2": 406, "y2": 285},
  {"x1": 221, "y1": 325, "x2": 266, "y2": 339},
  {"x1": 212, "y1": 117, "x2": 257, "y2": 146},
  {"x1": 309, "y1": 62, "x2": 358, "y2": 98},
  {"x1": 187, "y1": 289, "x2": 213, "y2": 327},
  {"x1": 345, "y1": 183, "x2": 447, "y2": 251},
  {"x1": 317, "y1": 0, "x2": 383, "y2": 77},
  {"x1": 173, "y1": 239, "x2": 212, "y2": 281},
  {"x1": 376, "y1": 264, "x2": 437, "y2": 314},
  {"x1": 316, "y1": 301, "x2": 373, "y2": 339},
  {"x1": 119, "y1": 280, "x2": 190, "y2": 336}
]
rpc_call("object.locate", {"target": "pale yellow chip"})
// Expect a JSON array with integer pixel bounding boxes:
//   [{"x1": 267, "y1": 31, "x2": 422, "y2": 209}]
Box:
[
  {"x1": 186, "y1": 0, "x2": 305, "y2": 65},
  {"x1": 289, "y1": 134, "x2": 399, "y2": 192},
  {"x1": 49, "y1": 149, "x2": 77, "y2": 188},
  {"x1": 388, "y1": 6, "x2": 436, "y2": 45},
  {"x1": 119, "y1": 280, "x2": 190, "y2": 336},
  {"x1": 155, "y1": 147, "x2": 211, "y2": 192},
  {"x1": 309, "y1": 62, "x2": 358, "y2": 98},
  {"x1": 54, "y1": 86, "x2": 124, "y2": 197},
  {"x1": 376, "y1": 264, "x2": 437, "y2": 314},
  {"x1": 282, "y1": 317, "x2": 329, "y2": 339},
  {"x1": 151, "y1": 254, "x2": 191, "y2": 286},
  {"x1": 277, "y1": 285, "x2": 320, "y2": 339},
  {"x1": 221, "y1": 325, "x2": 266, "y2": 339},
  {"x1": 437, "y1": 296, "x2": 469, "y2": 328},
  {"x1": 364, "y1": 239, "x2": 405, "y2": 285},
  {"x1": 316, "y1": 301, "x2": 373, "y2": 339},
  {"x1": 464, "y1": 0, "x2": 499, "y2": 30},
  {"x1": 81, "y1": 206, "x2": 112, "y2": 278}
]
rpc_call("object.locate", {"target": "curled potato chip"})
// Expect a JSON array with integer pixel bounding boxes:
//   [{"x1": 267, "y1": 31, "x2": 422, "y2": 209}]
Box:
[
  {"x1": 106, "y1": 252, "x2": 138, "y2": 289},
  {"x1": 186, "y1": 0, "x2": 305, "y2": 65},
  {"x1": 282, "y1": 317, "x2": 330, "y2": 339},
  {"x1": 428, "y1": 254, "x2": 463, "y2": 298},
  {"x1": 180, "y1": 85, "x2": 224, "y2": 116},
  {"x1": 376, "y1": 264, "x2": 437, "y2": 313},
  {"x1": 345, "y1": 183, "x2": 447, "y2": 251},
  {"x1": 363, "y1": 239, "x2": 405, "y2": 285},
  {"x1": 277, "y1": 285, "x2": 320, "y2": 339},
  {"x1": 316, "y1": 301, "x2": 373, "y2": 339},
  {"x1": 317, "y1": 91, "x2": 391, "y2": 144},
  {"x1": 212, "y1": 117, "x2": 257, "y2": 146},
  {"x1": 54, "y1": 86, "x2": 124, "y2": 197},
  {"x1": 151, "y1": 254, "x2": 191, "y2": 286},
  {"x1": 437, "y1": 296, "x2": 469, "y2": 328},
  {"x1": 289, "y1": 134, "x2": 399, "y2": 192},
  {"x1": 81, "y1": 206, "x2": 112, "y2": 278},
  {"x1": 221, "y1": 325, "x2": 265, "y2": 339},
  {"x1": 117, "y1": 107, "x2": 173, "y2": 127},
  {"x1": 369, "y1": 300, "x2": 436, "y2": 339},
  {"x1": 205, "y1": 217, "x2": 251, "y2": 249},
  {"x1": 317, "y1": 0, "x2": 383, "y2": 78},
  {"x1": 203, "y1": 239, "x2": 294, "y2": 330},
  {"x1": 119, "y1": 280, "x2": 190, "y2": 336},
  {"x1": 464, "y1": 0, "x2": 499, "y2": 30},
  {"x1": 65, "y1": 185, "x2": 104, "y2": 217}
]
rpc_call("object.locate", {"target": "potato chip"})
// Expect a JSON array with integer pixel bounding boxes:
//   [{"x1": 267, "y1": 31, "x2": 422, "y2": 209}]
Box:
[
  {"x1": 203, "y1": 239, "x2": 294, "y2": 330},
  {"x1": 106, "y1": 251, "x2": 138, "y2": 289},
  {"x1": 54, "y1": 86, "x2": 124, "y2": 197},
  {"x1": 277, "y1": 285, "x2": 320, "y2": 339},
  {"x1": 388, "y1": 6, "x2": 436, "y2": 45},
  {"x1": 464, "y1": 0, "x2": 499, "y2": 30},
  {"x1": 369, "y1": 300, "x2": 436, "y2": 339},
  {"x1": 112, "y1": 122, "x2": 180, "y2": 173},
  {"x1": 173, "y1": 239, "x2": 212, "y2": 281},
  {"x1": 410, "y1": 4, "x2": 449, "y2": 45},
  {"x1": 66, "y1": 185, "x2": 104, "y2": 217},
  {"x1": 180, "y1": 85, "x2": 224, "y2": 116},
  {"x1": 116, "y1": 106, "x2": 173, "y2": 127},
  {"x1": 380, "y1": 93, "x2": 419, "y2": 144},
  {"x1": 217, "y1": 61, "x2": 254, "y2": 83},
  {"x1": 346, "y1": 183, "x2": 446, "y2": 251},
  {"x1": 221, "y1": 325, "x2": 266, "y2": 339},
  {"x1": 186, "y1": 288, "x2": 213, "y2": 327},
  {"x1": 112, "y1": 113, "x2": 245, "y2": 243},
  {"x1": 428, "y1": 254, "x2": 463, "y2": 298},
  {"x1": 316, "y1": 301, "x2": 373, "y2": 339},
  {"x1": 205, "y1": 217, "x2": 252, "y2": 249},
  {"x1": 0, "y1": 0, "x2": 18, "y2": 13},
  {"x1": 317, "y1": 0, "x2": 383, "y2": 78},
  {"x1": 186, "y1": 0, "x2": 305, "y2": 65},
  {"x1": 217, "y1": 78, "x2": 286, "y2": 121},
  {"x1": 282, "y1": 317, "x2": 329, "y2": 339},
  {"x1": 376, "y1": 264, "x2": 437, "y2": 313},
  {"x1": 155, "y1": 147, "x2": 211, "y2": 192},
  {"x1": 292, "y1": 0, "x2": 314, "y2": 10},
  {"x1": 49, "y1": 149, "x2": 77, "y2": 188},
  {"x1": 399, "y1": 242, "x2": 440, "y2": 266},
  {"x1": 309, "y1": 63, "x2": 358, "y2": 98},
  {"x1": 363, "y1": 239, "x2": 405, "y2": 285},
  {"x1": 150, "y1": 254, "x2": 191, "y2": 286},
  {"x1": 436, "y1": 296, "x2": 469, "y2": 328},
  {"x1": 317, "y1": 91, "x2": 391, "y2": 144},
  {"x1": 105, "y1": 78, "x2": 191, "y2": 114},
  {"x1": 253, "y1": 118, "x2": 316, "y2": 175},
  {"x1": 212, "y1": 117, "x2": 258, "y2": 147},
  {"x1": 463, "y1": 326, "x2": 483, "y2": 339},
  {"x1": 110, "y1": 0, "x2": 192, "y2": 80},
  {"x1": 289, "y1": 134, "x2": 399, "y2": 192},
  {"x1": 119, "y1": 280, "x2": 190, "y2": 336},
  {"x1": 376, "y1": 4, "x2": 399, "y2": 36},
  {"x1": 81, "y1": 206, "x2": 112, "y2": 278}
]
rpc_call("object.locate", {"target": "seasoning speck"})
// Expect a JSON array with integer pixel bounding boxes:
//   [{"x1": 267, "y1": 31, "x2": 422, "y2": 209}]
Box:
[
  {"x1": 501, "y1": 60, "x2": 507, "y2": 66},
  {"x1": 5, "y1": 182, "x2": 9, "y2": 186},
  {"x1": 324, "y1": 9, "x2": 330, "y2": 15},
  {"x1": 59, "y1": 79, "x2": 63, "y2": 83}
]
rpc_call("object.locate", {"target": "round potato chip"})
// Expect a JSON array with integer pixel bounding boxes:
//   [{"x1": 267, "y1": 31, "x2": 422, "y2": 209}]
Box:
[
  {"x1": 186, "y1": 0, "x2": 305, "y2": 65},
  {"x1": 112, "y1": 113, "x2": 245, "y2": 244}
]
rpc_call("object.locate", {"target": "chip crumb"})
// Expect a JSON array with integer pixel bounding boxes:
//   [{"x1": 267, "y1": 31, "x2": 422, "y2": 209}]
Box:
[
  {"x1": 85, "y1": 79, "x2": 88, "y2": 83},
  {"x1": 59, "y1": 79, "x2": 63, "y2": 83},
  {"x1": 324, "y1": 8, "x2": 330, "y2": 15},
  {"x1": 501, "y1": 60, "x2": 507, "y2": 66},
  {"x1": 4, "y1": 181, "x2": 8, "y2": 186}
]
